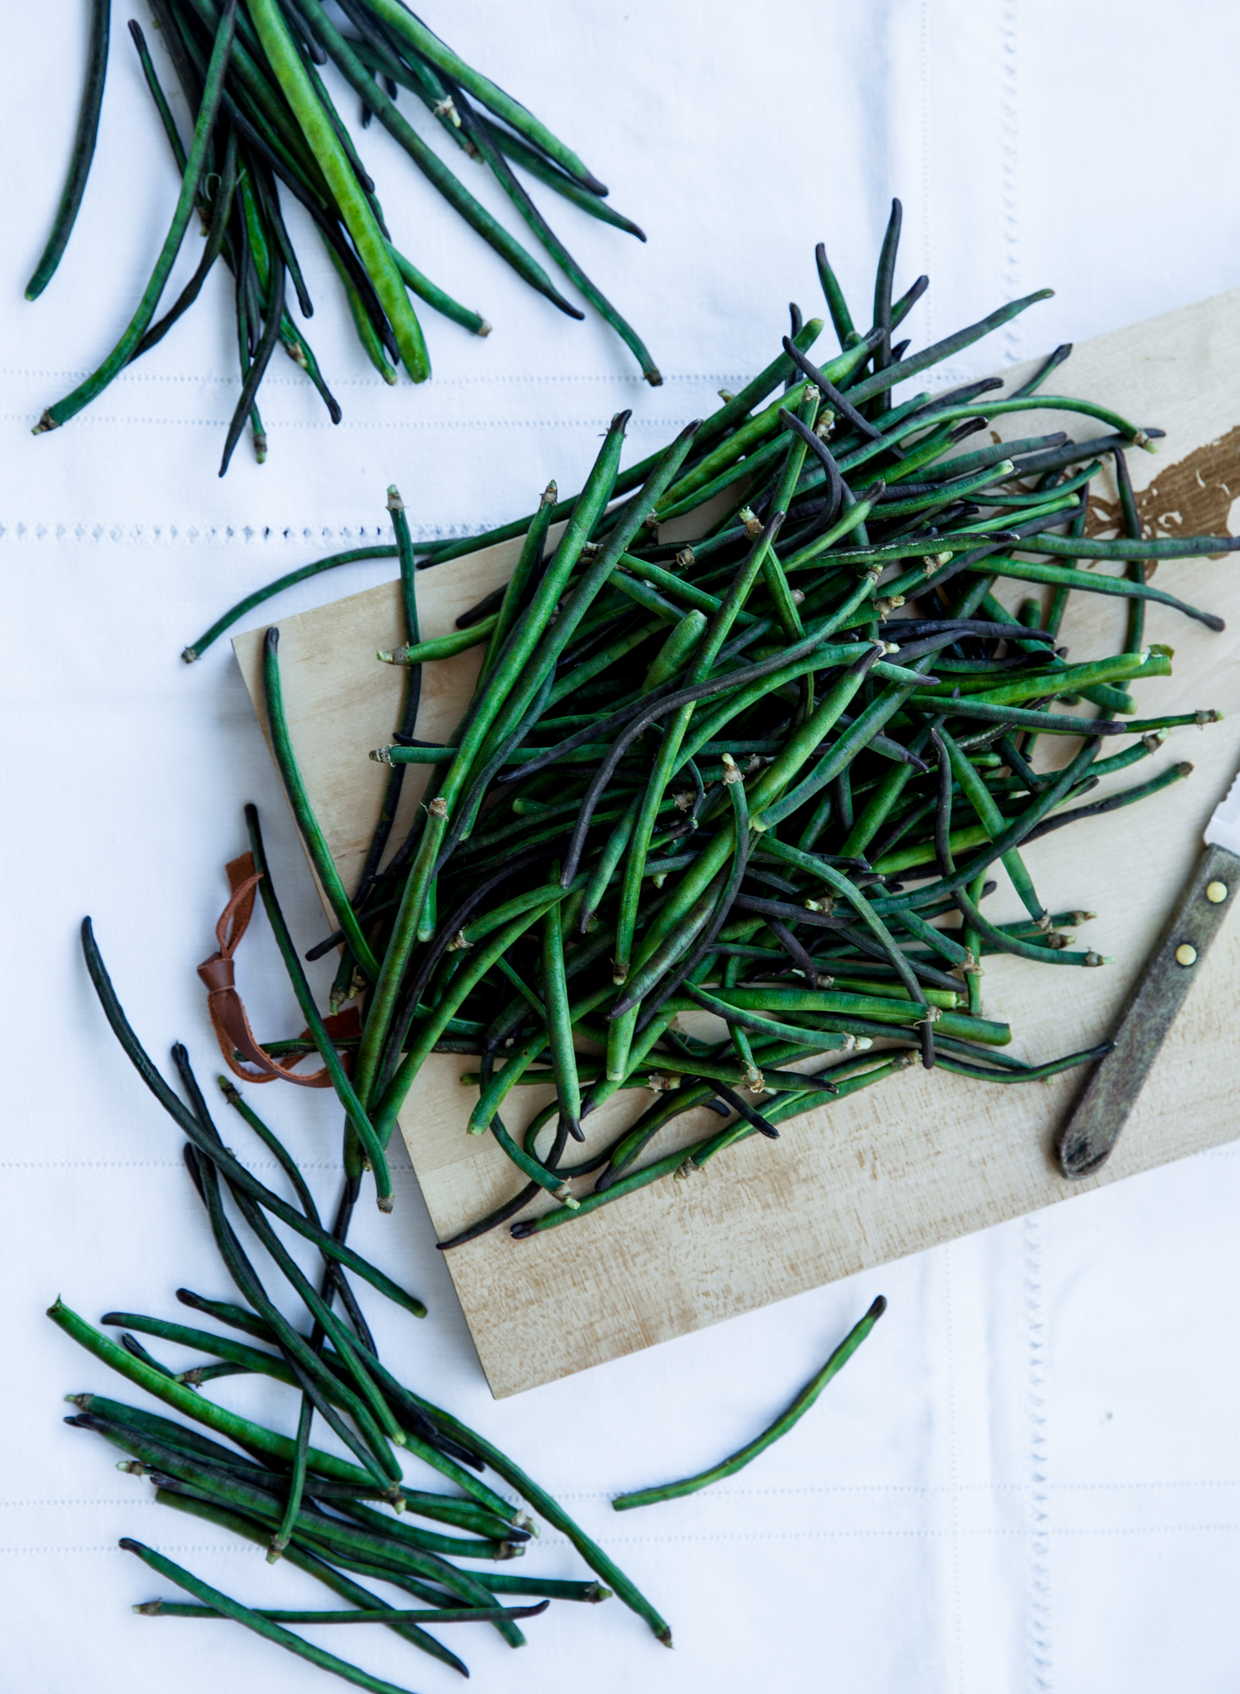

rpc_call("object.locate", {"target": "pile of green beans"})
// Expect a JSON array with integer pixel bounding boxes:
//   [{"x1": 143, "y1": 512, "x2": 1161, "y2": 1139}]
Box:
[
  {"x1": 30, "y1": 0, "x2": 652, "y2": 473},
  {"x1": 52, "y1": 962, "x2": 672, "y2": 1688},
  {"x1": 184, "y1": 212, "x2": 1229, "y2": 1247}
]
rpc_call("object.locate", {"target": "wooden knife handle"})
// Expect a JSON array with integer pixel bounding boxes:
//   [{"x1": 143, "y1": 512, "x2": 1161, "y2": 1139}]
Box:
[{"x1": 1057, "y1": 840, "x2": 1240, "y2": 1179}]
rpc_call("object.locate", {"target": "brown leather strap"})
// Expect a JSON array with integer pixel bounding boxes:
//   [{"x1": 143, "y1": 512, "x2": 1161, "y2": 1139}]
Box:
[{"x1": 198, "y1": 851, "x2": 358, "y2": 1086}]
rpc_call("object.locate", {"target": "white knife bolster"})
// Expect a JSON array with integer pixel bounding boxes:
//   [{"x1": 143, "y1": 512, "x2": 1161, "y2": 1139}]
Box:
[{"x1": 1203, "y1": 766, "x2": 1240, "y2": 855}]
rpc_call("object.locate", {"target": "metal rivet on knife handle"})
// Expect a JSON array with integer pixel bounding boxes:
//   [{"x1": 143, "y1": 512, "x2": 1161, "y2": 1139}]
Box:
[{"x1": 1206, "y1": 881, "x2": 1229, "y2": 903}]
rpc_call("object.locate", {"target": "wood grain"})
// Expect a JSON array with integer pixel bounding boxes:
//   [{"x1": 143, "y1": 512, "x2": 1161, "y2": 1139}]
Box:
[{"x1": 235, "y1": 288, "x2": 1240, "y2": 1398}]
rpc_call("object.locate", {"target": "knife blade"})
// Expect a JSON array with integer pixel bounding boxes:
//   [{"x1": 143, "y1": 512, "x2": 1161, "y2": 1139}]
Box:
[{"x1": 1056, "y1": 758, "x2": 1240, "y2": 1179}]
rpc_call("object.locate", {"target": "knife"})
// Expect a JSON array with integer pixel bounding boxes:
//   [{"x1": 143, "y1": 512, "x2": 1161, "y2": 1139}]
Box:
[{"x1": 1056, "y1": 758, "x2": 1240, "y2": 1179}]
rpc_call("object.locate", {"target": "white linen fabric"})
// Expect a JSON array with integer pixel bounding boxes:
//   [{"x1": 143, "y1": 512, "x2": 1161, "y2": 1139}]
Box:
[{"x1": 4, "y1": 3, "x2": 1240, "y2": 1690}]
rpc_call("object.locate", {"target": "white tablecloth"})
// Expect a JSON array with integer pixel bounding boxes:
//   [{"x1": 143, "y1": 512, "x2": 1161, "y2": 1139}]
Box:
[{"x1": 6, "y1": 3, "x2": 1240, "y2": 1689}]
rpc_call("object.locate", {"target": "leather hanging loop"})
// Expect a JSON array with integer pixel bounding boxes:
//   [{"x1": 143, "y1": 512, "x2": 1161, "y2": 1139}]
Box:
[
  {"x1": 216, "y1": 856, "x2": 263, "y2": 961},
  {"x1": 197, "y1": 851, "x2": 358, "y2": 1086}
]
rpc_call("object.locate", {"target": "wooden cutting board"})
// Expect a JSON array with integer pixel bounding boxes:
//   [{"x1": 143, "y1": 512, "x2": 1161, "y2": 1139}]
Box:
[{"x1": 235, "y1": 287, "x2": 1240, "y2": 1398}]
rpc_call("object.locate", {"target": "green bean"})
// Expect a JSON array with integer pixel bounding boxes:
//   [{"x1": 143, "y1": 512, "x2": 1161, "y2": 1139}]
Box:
[
  {"x1": 79, "y1": 1402, "x2": 389, "y2": 1524},
  {"x1": 120, "y1": 1539, "x2": 424, "y2": 1694},
  {"x1": 456, "y1": 1573, "x2": 611, "y2": 1602},
  {"x1": 1025, "y1": 528, "x2": 1239, "y2": 560},
  {"x1": 610, "y1": 513, "x2": 789, "y2": 993},
  {"x1": 71, "y1": 1393, "x2": 283, "y2": 1476},
  {"x1": 622, "y1": 645, "x2": 886, "y2": 977},
  {"x1": 815, "y1": 239, "x2": 856, "y2": 349},
  {"x1": 388, "y1": 245, "x2": 489, "y2": 336},
  {"x1": 219, "y1": 247, "x2": 287, "y2": 476},
  {"x1": 958, "y1": 554, "x2": 1224, "y2": 630},
  {"x1": 243, "y1": 803, "x2": 391, "y2": 1205},
  {"x1": 129, "y1": 17, "x2": 186, "y2": 169},
  {"x1": 641, "y1": 610, "x2": 709, "y2": 692},
  {"x1": 458, "y1": 420, "x2": 702, "y2": 855},
  {"x1": 138, "y1": 1600, "x2": 546, "y2": 1623},
  {"x1": 183, "y1": 545, "x2": 398, "y2": 662},
  {"x1": 26, "y1": 0, "x2": 111, "y2": 298},
  {"x1": 357, "y1": 486, "x2": 424, "y2": 900},
  {"x1": 263, "y1": 628, "x2": 380, "y2": 976},
  {"x1": 612, "y1": 1296, "x2": 886, "y2": 1509},
  {"x1": 1121, "y1": 711, "x2": 1224, "y2": 733},
  {"x1": 890, "y1": 906, "x2": 972, "y2": 965},
  {"x1": 522, "y1": 1061, "x2": 908, "y2": 1232},
  {"x1": 949, "y1": 885, "x2": 1110, "y2": 967},
  {"x1": 752, "y1": 662, "x2": 930, "y2": 831},
  {"x1": 938, "y1": 724, "x2": 1045, "y2": 923},
  {"x1": 1020, "y1": 760, "x2": 1194, "y2": 847},
  {"x1": 841, "y1": 288, "x2": 1054, "y2": 406},
  {"x1": 871, "y1": 737, "x2": 1100, "y2": 918},
  {"x1": 187, "y1": 0, "x2": 323, "y2": 178},
  {"x1": 482, "y1": 115, "x2": 644, "y2": 237},
  {"x1": 117, "y1": 1332, "x2": 179, "y2": 1379},
  {"x1": 671, "y1": 986, "x2": 858, "y2": 1050},
  {"x1": 379, "y1": 622, "x2": 496, "y2": 670},
  {"x1": 214, "y1": 1170, "x2": 406, "y2": 1455},
  {"x1": 870, "y1": 196, "x2": 902, "y2": 404},
  {"x1": 35, "y1": 1, "x2": 240, "y2": 432},
  {"x1": 763, "y1": 399, "x2": 818, "y2": 637},
  {"x1": 694, "y1": 985, "x2": 1007, "y2": 1044},
  {"x1": 1107, "y1": 446, "x2": 1145, "y2": 652},
  {"x1": 540, "y1": 889, "x2": 583, "y2": 1140},
  {"x1": 612, "y1": 869, "x2": 726, "y2": 1020},
  {"x1": 607, "y1": 568, "x2": 688, "y2": 623},
  {"x1": 915, "y1": 648, "x2": 1170, "y2": 705},
  {"x1": 131, "y1": 129, "x2": 241, "y2": 363},
  {"x1": 335, "y1": 1499, "x2": 516, "y2": 1562},
  {"x1": 175, "y1": 1289, "x2": 276, "y2": 1341},
  {"x1": 482, "y1": 481, "x2": 557, "y2": 685},
  {"x1": 103, "y1": 1310, "x2": 293, "y2": 1381},
  {"x1": 248, "y1": 0, "x2": 428, "y2": 381},
  {"x1": 51, "y1": 1302, "x2": 380, "y2": 1487},
  {"x1": 457, "y1": 91, "x2": 660, "y2": 383},
  {"x1": 596, "y1": 1074, "x2": 739, "y2": 1191},
  {"x1": 360, "y1": 1, "x2": 605, "y2": 192},
  {"x1": 325, "y1": 243, "x2": 396, "y2": 382}
]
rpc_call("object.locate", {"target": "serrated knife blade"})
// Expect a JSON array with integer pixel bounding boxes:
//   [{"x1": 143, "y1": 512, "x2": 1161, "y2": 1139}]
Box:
[
  {"x1": 1057, "y1": 756, "x2": 1240, "y2": 1179},
  {"x1": 1204, "y1": 764, "x2": 1240, "y2": 855}
]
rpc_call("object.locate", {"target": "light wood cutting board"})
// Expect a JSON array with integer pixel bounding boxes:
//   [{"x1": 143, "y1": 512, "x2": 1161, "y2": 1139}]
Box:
[{"x1": 235, "y1": 288, "x2": 1240, "y2": 1398}]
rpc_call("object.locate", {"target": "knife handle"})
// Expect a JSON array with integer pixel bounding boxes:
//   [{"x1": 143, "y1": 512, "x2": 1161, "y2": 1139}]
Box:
[{"x1": 1057, "y1": 840, "x2": 1240, "y2": 1179}]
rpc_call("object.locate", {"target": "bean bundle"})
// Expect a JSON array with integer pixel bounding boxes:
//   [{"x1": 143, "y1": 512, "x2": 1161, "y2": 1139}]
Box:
[
  {"x1": 186, "y1": 215, "x2": 1228, "y2": 1248},
  {"x1": 54, "y1": 948, "x2": 672, "y2": 1687},
  {"x1": 31, "y1": 0, "x2": 652, "y2": 473}
]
